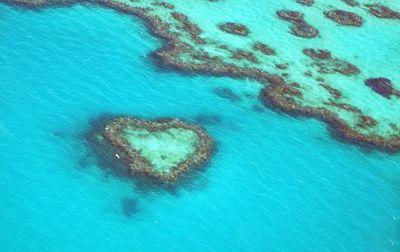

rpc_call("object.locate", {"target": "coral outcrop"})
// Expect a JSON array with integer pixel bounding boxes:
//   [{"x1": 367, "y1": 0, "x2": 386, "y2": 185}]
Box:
[{"x1": 101, "y1": 117, "x2": 213, "y2": 182}]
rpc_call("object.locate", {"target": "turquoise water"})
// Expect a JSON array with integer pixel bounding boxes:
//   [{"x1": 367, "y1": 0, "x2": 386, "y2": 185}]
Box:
[{"x1": 1, "y1": 3, "x2": 400, "y2": 251}]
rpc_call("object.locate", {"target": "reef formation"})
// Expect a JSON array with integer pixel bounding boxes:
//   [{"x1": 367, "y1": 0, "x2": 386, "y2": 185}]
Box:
[
  {"x1": 3, "y1": 0, "x2": 400, "y2": 152},
  {"x1": 324, "y1": 10, "x2": 363, "y2": 26},
  {"x1": 98, "y1": 117, "x2": 213, "y2": 182}
]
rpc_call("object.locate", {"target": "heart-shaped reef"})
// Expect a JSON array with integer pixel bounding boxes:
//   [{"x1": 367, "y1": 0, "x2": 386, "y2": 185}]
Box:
[{"x1": 98, "y1": 117, "x2": 213, "y2": 182}]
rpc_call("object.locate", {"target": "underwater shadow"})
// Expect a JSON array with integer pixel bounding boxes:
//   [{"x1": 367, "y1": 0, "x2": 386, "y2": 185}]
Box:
[
  {"x1": 212, "y1": 87, "x2": 242, "y2": 102},
  {"x1": 121, "y1": 197, "x2": 139, "y2": 218}
]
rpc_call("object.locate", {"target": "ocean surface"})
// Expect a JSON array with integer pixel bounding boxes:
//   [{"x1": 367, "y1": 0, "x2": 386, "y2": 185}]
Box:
[{"x1": 1, "y1": 3, "x2": 400, "y2": 251}]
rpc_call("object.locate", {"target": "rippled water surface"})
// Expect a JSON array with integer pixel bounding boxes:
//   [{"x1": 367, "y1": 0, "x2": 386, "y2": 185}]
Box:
[{"x1": 1, "y1": 4, "x2": 400, "y2": 251}]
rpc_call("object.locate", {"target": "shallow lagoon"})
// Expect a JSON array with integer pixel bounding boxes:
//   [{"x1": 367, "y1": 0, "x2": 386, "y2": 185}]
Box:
[
  {"x1": 123, "y1": 127, "x2": 198, "y2": 172},
  {"x1": 1, "y1": 3, "x2": 400, "y2": 251}
]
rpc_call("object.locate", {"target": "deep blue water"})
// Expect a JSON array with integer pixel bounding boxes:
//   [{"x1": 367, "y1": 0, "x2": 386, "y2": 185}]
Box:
[{"x1": 1, "y1": 4, "x2": 400, "y2": 251}]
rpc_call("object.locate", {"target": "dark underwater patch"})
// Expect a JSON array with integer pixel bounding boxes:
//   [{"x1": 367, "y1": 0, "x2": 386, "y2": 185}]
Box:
[
  {"x1": 121, "y1": 197, "x2": 139, "y2": 218},
  {"x1": 213, "y1": 87, "x2": 242, "y2": 102},
  {"x1": 194, "y1": 114, "x2": 223, "y2": 125},
  {"x1": 251, "y1": 104, "x2": 265, "y2": 113}
]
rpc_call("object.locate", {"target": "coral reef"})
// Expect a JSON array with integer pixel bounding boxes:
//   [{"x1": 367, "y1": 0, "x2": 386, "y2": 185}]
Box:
[
  {"x1": 303, "y1": 48, "x2": 360, "y2": 76},
  {"x1": 341, "y1": 0, "x2": 359, "y2": 7},
  {"x1": 277, "y1": 10, "x2": 319, "y2": 38},
  {"x1": 2, "y1": 0, "x2": 400, "y2": 152},
  {"x1": 252, "y1": 42, "x2": 275, "y2": 56},
  {"x1": 364, "y1": 78, "x2": 400, "y2": 98},
  {"x1": 101, "y1": 117, "x2": 213, "y2": 182},
  {"x1": 366, "y1": 4, "x2": 400, "y2": 19},
  {"x1": 260, "y1": 84, "x2": 400, "y2": 152},
  {"x1": 324, "y1": 10, "x2": 363, "y2": 26},
  {"x1": 218, "y1": 22, "x2": 250, "y2": 36},
  {"x1": 296, "y1": 0, "x2": 314, "y2": 7},
  {"x1": 320, "y1": 83, "x2": 342, "y2": 99}
]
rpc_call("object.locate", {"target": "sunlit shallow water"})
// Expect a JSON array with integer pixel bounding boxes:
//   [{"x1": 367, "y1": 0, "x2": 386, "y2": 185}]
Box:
[
  {"x1": 0, "y1": 4, "x2": 400, "y2": 251},
  {"x1": 123, "y1": 127, "x2": 199, "y2": 172}
]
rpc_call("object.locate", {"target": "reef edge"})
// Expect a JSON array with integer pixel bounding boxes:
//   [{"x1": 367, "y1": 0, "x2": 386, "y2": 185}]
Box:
[{"x1": 3, "y1": 0, "x2": 400, "y2": 153}]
